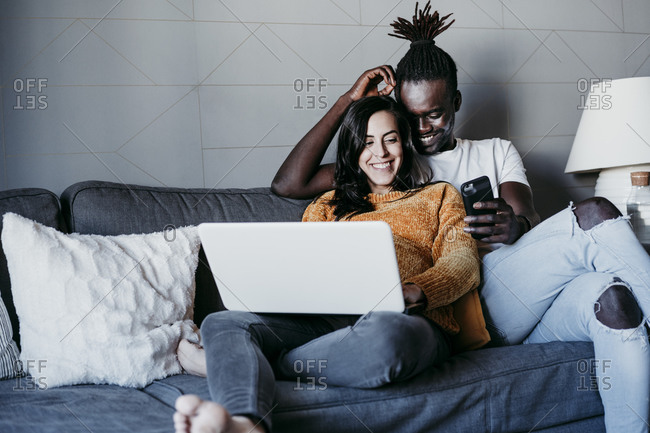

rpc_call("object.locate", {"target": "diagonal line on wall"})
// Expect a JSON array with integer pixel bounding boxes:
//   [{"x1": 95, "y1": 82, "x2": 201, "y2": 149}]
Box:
[
  {"x1": 217, "y1": 0, "x2": 282, "y2": 62},
  {"x1": 382, "y1": 40, "x2": 408, "y2": 65},
  {"x1": 1, "y1": 20, "x2": 77, "y2": 88},
  {"x1": 339, "y1": 0, "x2": 406, "y2": 63},
  {"x1": 470, "y1": 0, "x2": 503, "y2": 28},
  {"x1": 499, "y1": 0, "x2": 562, "y2": 63},
  {"x1": 112, "y1": 30, "x2": 258, "y2": 170},
  {"x1": 454, "y1": 89, "x2": 504, "y2": 135},
  {"x1": 62, "y1": 122, "x2": 150, "y2": 208},
  {"x1": 359, "y1": 0, "x2": 363, "y2": 25},
  {"x1": 455, "y1": 62, "x2": 478, "y2": 85},
  {"x1": 59, "y1": 0, "x2": 124, "y2": 62},
  {"x1": 197, "y1": 88, "x2": 206, "y2": 188},
  {"x1": 553, "y1": 32, "x2": 598, "y2": 77},
  {"x1": 505, "y1": 122, "x2": 560, "y2": 181},
  {"x1": 116, "y1": 86, "x2": 198, "y2": 152},
  {"x1": 166, "y1": 0, "x2": 193, "y2": 20},
  {"x1": 193, "y1": 123, "x2": 279, "y2": 207},
  {"x1": 624, "y1": 34, "x2": 650, "y2": 62},
  {"x1": 505, "y1": 31, "x2": 553, "y2": 84},
  {"x1": 589, "y1": 0, "x2": 624, "y2": 32},
  {"x1": 197, "y1": 28, "x2": 258, "y2": 84},
  {"x1": 115, "y1": 153, "x2": 169, "y2": 187},
  {"x1": 329, "y1": 0, "x2": 361, "y2": 24},
  {"x1": 75, "y1": 19, "x2": 157, "y2": 85},
  {"x1": 633, "y1": 52, "x2": 650, "y2": 76},
  {"x1": 263, "y1": 24, "x2": 325, "y2": 79}
]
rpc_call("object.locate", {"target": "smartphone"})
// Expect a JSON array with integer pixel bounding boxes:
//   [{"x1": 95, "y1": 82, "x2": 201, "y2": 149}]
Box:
[{"x1": 460, "y1": 176, "x2": 496, "y2": 240}]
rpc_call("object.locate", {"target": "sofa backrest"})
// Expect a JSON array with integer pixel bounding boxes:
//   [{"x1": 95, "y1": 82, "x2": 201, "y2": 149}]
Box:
[
  {"x1": 60, "y1": 181, "x2": 311, "y2": 235},
  {"x1": 0, "y1": 188, "x2": 66, "y2": 348},
  {"x1": 60, "y1": 181, "x2": 312, "y2": 326}
]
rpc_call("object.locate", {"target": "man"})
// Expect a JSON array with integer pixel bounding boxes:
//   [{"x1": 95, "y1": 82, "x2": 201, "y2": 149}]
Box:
[
  {"x1": 269, "y1": 5, "x2": 649, "y2": 431},
  {"x1": 271, "y1": 10, "x2": 539, "y2": 246}
]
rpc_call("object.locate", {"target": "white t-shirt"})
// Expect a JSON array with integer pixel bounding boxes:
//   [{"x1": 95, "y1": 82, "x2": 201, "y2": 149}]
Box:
[
  {"x1": 426, "y1": 137, "x2": 530, "y2": 255},
  {"x1": 427, "y1": 137, "x2": 530, "y2": 196}
]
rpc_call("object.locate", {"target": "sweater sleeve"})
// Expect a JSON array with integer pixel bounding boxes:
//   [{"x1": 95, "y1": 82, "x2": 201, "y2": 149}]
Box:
[
  {"x1": 302, "y1": 191, "x2": 336, "y2": 222},
  {"x1": 405, "y1": 184, "x2": 481, "y2": 311}
]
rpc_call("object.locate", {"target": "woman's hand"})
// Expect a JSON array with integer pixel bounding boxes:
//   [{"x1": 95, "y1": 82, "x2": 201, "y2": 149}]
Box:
[
  {"x1": 402, "y1": 283, "x2": 426, "y2": 305},
  {"x1": 463, "y1": 198, "x2": 525, "y2": 244},
  {"x1": 344, "y1": 66, "x2": 396, "y2": 102}
]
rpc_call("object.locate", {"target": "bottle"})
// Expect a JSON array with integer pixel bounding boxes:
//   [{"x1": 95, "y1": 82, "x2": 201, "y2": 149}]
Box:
[{"x1": 627, "y1": 171, "x2": 650, "y2": 245}]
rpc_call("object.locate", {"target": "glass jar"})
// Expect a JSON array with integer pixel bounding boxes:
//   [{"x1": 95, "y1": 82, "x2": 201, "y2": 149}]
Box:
[{"x1": 627, "y1": 171, "x2": 650, "y2": 245}]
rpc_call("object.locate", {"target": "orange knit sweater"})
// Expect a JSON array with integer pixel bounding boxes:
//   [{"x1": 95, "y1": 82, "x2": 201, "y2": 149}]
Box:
[{"x1": 302, "y1": 183, "x2": 484, "y2": 339}]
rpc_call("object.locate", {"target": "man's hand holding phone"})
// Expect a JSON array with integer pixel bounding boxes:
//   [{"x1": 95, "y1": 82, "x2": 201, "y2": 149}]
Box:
[
  {"x1": 464, "y1": 198, "x2": 525, "y2": 244},
  {"x1": 461, "y1": 176, "x2": 528, "y2": 245}
]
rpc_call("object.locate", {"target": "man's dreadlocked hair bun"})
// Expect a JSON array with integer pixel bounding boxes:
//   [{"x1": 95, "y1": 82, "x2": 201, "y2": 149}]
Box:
[{"x1": 389, "y1": 1, "x2": 458, "y2": 99}]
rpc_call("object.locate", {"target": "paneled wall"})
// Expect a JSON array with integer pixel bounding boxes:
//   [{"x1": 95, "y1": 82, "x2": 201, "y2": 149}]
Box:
[{"x1": 1, "y1": 0, "x2": 649, "y2": 218}]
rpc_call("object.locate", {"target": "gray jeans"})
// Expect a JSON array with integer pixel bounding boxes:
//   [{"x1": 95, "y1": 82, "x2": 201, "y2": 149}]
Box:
[{"x1": 201, "y1": 310, "x2": 449, "y2": 432}]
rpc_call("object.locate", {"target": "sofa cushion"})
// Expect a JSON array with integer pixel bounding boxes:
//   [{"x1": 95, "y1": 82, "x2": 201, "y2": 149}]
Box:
[
  {"x1": 60, "y1": 181, "x2": 312, "y2": 327},
  {"x1": 0, "y1": 378, "x2": 176, "y2": 433},
  {"x1": 140, "y1": 342, "x2": 604, "y2": 433},
  {"x1": 0, "y1": 188, "x2": 65, "y2": 348},
  {"x1": 0, "y1": 342, "x2": 603, "y2": 432},
  {"x1": 2, "y1": 213, "x2": 202, "y2": 388}
]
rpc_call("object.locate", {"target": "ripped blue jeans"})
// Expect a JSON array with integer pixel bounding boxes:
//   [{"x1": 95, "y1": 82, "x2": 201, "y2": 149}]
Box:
[{"x1": 480, "y1": 205, "x2": 650, "y2": 433}]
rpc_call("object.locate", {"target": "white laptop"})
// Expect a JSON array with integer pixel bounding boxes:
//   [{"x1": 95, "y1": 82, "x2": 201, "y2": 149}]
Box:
[{"x1": 198, "y1": 221, "x2": 405, "y2": 315}]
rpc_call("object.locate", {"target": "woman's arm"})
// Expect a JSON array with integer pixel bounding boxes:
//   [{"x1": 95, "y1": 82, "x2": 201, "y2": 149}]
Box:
[
  {"x1": 271, "y1": 66, "x2": 396, "y2": 199},
  {"x1": 405, "y1": 185, "x2": 481, "y2": 311}
]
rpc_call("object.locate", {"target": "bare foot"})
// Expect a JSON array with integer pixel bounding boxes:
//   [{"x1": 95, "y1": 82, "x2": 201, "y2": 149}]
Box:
[
  {"x1": 174, "y1": 394, "x2": 265, "y2": 433},
  {"x1": 178, "y1": 339, "x2": 207, "y2": 377}
]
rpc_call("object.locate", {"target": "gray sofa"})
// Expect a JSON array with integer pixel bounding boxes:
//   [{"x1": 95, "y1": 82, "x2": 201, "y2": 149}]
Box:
[{"x1": 0, "y1": 181, "x2": 605, "y2": 432}]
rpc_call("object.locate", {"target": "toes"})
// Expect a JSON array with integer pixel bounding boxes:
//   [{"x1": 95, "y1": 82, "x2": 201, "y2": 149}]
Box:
[
  {"x1": 173, "y1": 411, "x2": 190, "y2": 433},
  {"x1": 175, "y1": 394, "x2": 203, "y2": 415}
]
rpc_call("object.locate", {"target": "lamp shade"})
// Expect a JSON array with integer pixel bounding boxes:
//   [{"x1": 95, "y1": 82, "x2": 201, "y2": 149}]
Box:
[{"x1": 565, "y1": 76, "x2": 650, "y2": 173}]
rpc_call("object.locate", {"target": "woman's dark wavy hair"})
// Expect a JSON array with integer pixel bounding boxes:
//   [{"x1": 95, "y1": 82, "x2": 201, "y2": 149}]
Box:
[
  {"x1": 329, "y1": 96, "x2": 432, "y2": 220},
  {"x1": 389, "y1": 1, "x2": 458, "y2": 100}
]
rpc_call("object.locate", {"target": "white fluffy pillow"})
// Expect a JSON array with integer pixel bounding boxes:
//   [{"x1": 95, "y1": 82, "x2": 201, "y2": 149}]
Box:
[{"x1": 1, "y1": 213, "x2": 201, "y2": 389}]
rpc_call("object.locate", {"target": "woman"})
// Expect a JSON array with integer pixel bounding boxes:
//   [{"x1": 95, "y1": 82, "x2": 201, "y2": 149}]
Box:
[{"x1": 173, "y1": 96, "x2": 484, "y2": 433}]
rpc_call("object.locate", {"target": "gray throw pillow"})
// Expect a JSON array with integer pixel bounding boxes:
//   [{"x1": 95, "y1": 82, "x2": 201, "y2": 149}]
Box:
[{"x1": 0, "y1": 294, "x2": 19, "y2": 379}]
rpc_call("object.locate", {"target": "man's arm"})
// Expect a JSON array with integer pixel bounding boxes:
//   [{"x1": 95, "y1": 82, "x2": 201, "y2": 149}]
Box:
[
  {"x1": 271, "y1": 66, "x2": 396, "y2": 199},
  {"x1": 464, "y1": 181, "x2": 540, "y2": 245},
  {"x1": 500, "y1": 181, "x2": 540, "y2": 228}
]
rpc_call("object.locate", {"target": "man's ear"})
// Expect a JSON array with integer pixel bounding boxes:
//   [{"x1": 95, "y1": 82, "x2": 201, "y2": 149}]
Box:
[{"x1": 454, "y1": 90, "x2": 462, "y2": 112}]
